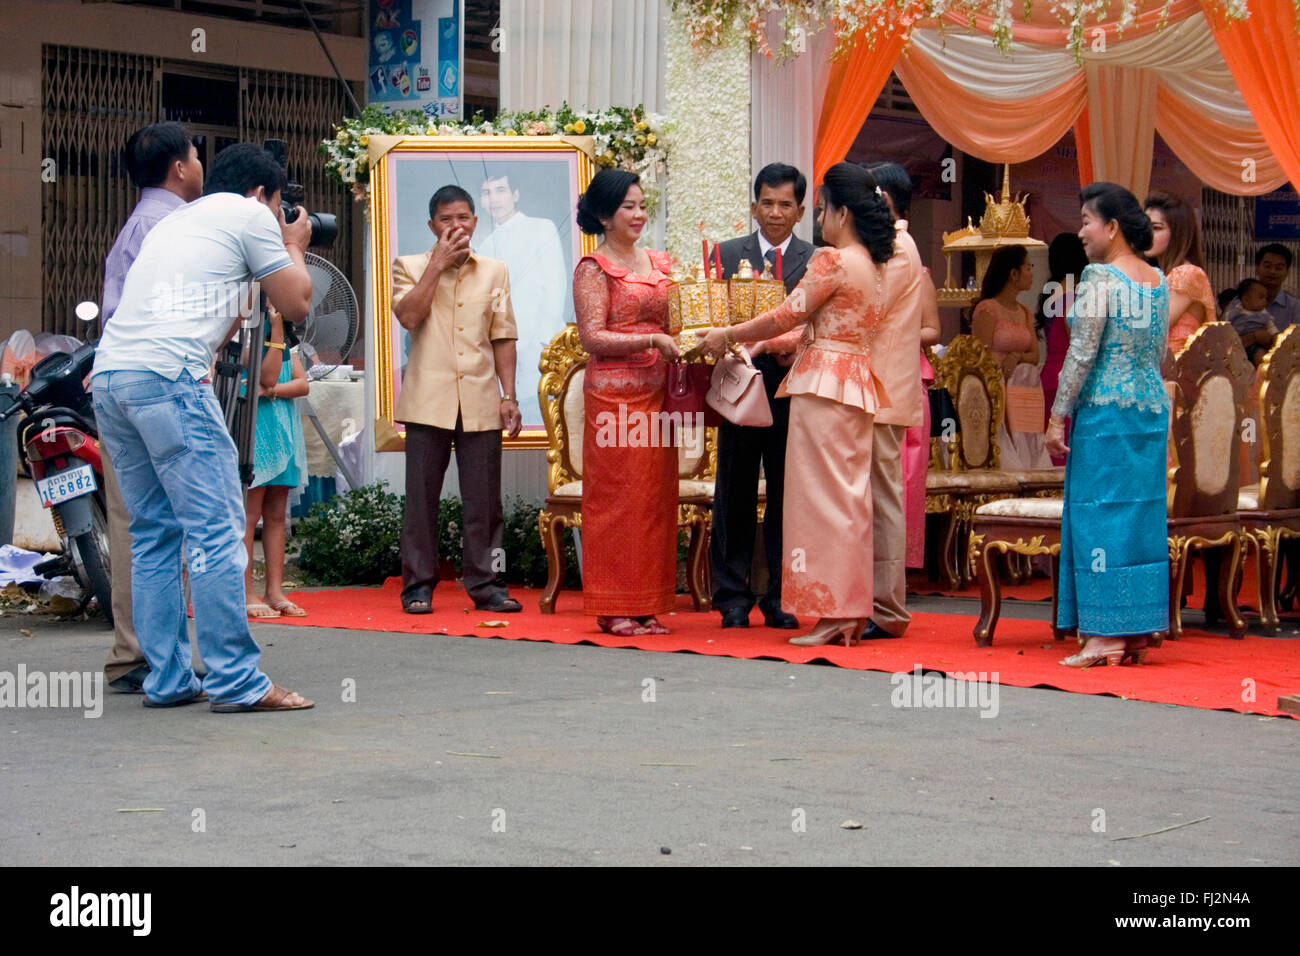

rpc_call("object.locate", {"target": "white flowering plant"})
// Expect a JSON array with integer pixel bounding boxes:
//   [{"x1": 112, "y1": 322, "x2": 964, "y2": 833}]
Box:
[
  {"x1": 319, "y1": 102, "x2": 669, "y2": 215},
  {"x1": 670, "y1": 0, "x2": 1261, "y2": 61},
  {"x1": 292, "y1": 481, "x2": 404, "y2": 586}
]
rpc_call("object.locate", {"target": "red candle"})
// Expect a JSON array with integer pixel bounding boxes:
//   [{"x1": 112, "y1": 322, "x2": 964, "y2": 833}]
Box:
[
  {"x1": 773, "y1": 248, "x2": 783, "y2": 281},
  {"x1": 713, "y1": 243, "x2": 723, "y2": 280},
  {"x1": 702, "y1": 239, "x2": 709, "y2": 276}
]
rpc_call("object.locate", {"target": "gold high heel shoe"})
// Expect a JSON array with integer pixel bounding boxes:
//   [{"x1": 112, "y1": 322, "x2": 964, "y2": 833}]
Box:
[
  {"x1": 789, "y1": 619, "x2": 860, "y2": 647},
  {"x1": 1059, "y1": 648, "x2": 1125, "y2": 668}
]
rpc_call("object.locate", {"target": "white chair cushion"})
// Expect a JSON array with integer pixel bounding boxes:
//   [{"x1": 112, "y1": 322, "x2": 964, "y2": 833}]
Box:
[
  {"x1": 553, "y1": 480, "x2": 582, "y2": 498},
  {"x1": 560, "y1": 366, "x2": 586, "y2": 479},
  {"x1": 926, "y1": 470, "x2": 1021, "y2": 493},
  {"x1": 679, "y1": 479, "x2": 714, "y2": 498},
  {"x1": 1282, "y1": 374, "x2": 1300, "y2": 488},
  {"x1": 1190, "y1": 374, "x2": 1234, "y2": 496},
  {"x1": 1237, "y1": 483, "x2": 1260, "y2": 511},
  {"x1": 974, "y1": 497, "x2": 1065, "y2": 520}
]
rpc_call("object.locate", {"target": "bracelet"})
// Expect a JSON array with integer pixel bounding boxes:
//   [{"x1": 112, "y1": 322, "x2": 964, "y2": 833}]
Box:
[
  {"x1": 500, "y1": 395, "x2": 516, "y2": 403},
  {"x1": 723, "y1": 327, "x2": 733, "y2": 347},
  {"x1": 265, "y1": 341, "x2": 285, "y2": 351},
  {"x1": 285, "y1": 241, "x2": 304, "y2": 253}
]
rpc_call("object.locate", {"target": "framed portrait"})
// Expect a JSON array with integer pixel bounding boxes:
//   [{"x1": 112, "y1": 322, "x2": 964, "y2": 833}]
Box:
[{"x1": 367, "y1": 135, "x2": 597, "y2": 450}]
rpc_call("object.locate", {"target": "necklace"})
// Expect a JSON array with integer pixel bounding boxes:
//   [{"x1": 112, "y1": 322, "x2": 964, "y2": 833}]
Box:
[{"x1": 602, "y1": 244, "x2": 643, "y2": 273}]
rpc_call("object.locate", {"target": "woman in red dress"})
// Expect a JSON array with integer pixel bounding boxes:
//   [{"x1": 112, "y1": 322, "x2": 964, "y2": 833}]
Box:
[{"x1": 572, "y1": 170, "x2": 680, "y2": 637}]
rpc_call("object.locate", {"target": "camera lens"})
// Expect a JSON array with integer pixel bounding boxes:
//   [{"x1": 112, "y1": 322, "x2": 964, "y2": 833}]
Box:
[{"x1": 308, "y1": 212, "x2": 339, "y2": 248}]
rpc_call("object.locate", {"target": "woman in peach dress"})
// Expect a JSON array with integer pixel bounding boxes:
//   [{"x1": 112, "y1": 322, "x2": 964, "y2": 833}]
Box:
[
  {"x1": 1144, "y1": 190, "x2": 1215, "y2": 358},
  {"x1": 701, "y1": 163, "x2": 898, "y2": 647}
]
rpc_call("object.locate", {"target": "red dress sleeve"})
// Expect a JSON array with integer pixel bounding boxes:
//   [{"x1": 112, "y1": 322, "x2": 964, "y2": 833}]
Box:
[{"x1": 573, "y1": 257, "x2": 651, "y2": 357}]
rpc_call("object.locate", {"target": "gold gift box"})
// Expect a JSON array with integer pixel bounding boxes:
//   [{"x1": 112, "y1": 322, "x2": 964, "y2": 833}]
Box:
[{"x1": 727, "y1": 258, "x2": 786, "y2": 323}]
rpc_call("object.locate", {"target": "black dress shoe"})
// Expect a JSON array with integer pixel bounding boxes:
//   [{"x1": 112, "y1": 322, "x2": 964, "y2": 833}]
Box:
[
  {"x1": 720, "y1": 607, "x2": 750, "y2": 628},
  {"x1": 762, "y1": 609, "x2": 800, "y2": 629},
  {"x1": 108, "y1": 664, "x2": 150, "y2": 694},
  {"x1": 860, "y1": 619, "x2": 903, "y2": 640},
  {"x1": 474, "y1": 594, "x2": 523, "y2": 613}
]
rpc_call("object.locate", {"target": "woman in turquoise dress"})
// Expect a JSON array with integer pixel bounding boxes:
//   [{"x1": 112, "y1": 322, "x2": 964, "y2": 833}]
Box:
[
  {"x1": 1045, "y1": 182, "x2": 1170, "y2": 667},
  {"x1": 244, "y1": 305, "x2": 310, "y2": 619}
]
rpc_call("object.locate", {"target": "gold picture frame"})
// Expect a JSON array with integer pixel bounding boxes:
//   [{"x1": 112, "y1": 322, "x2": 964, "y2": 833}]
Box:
[{"x1": 367, "y1": 135, "x2": 597, "y2": 450}]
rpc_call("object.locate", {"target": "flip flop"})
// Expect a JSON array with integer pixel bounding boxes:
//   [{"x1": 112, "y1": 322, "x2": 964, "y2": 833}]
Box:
[
  {"x1": 211, "y1": 683, "x2": 314, "y2": 713},
  {"x1": 402, "y1": 598, "x2": 432, "y2": 614},
  {"x1": 143, "y1": 690, "x2": 209, "y2": 708},
  {"x1": 247, "y1": 601, "x2": 281, "y2": 620},
  {"x1": 268, "y1": 599, "x2": 308, "y2": 617}
]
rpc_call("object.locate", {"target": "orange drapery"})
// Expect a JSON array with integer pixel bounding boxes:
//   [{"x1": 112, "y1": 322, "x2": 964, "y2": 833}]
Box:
[
  {"x1": 1202, "y1": 0, "x2": 1300, "y2": 192},
  {"x1": 892, "y1": 47, "x2": 1086, "y2": 162},
  {"x1": 1074, "y1": 109, "x2": 1094, "y2": 186},
  {"x1": 812, "y1": 29, "x2": 908, "y2": 186}
]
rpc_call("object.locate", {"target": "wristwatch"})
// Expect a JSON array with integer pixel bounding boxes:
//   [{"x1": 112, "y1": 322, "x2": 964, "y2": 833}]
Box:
[{"x1": 500, "y1": 394, "x2": 517, "y2": 403}]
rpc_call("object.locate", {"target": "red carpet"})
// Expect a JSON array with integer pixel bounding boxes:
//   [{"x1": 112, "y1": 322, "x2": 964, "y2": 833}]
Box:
[{"x1": 270, "y1": 579, "x2": 1299, "y2": 719}]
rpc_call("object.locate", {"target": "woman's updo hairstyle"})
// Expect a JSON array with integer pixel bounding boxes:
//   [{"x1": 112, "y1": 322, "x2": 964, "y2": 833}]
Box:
[
  {"x1": 975, "y1": 244, "x2": 1029, "y2": 307},
  {"x1": 1080, "y1": 181, "x2": 1153, "y2": 255},
  {"x1": 820, "y1": 162, "x2": 896, "y2": 265},
  {"x1": 577, "y1": 168, "x2": 640, "y2": 236}
]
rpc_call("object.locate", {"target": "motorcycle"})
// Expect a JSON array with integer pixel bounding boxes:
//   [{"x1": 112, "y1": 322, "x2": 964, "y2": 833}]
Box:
[{"x1": 0, "y1": 338, "x2": 112, "y2": 625}]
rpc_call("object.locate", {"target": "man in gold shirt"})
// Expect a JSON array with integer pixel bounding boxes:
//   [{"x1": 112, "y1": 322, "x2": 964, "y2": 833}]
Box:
[{"x1": 392, "y1": 185, "x2": 523, "y2": 614}]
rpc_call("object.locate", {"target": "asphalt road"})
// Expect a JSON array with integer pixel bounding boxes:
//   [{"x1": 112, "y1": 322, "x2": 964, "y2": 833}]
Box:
[{"x1": 1, "y1": 605, "x2": 1297, "y2": 866}]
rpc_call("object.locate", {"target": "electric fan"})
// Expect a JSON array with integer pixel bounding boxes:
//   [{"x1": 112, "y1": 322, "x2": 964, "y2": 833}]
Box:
[{"x1": 297, "y1": 252, "x2": 359, "y2": 380}]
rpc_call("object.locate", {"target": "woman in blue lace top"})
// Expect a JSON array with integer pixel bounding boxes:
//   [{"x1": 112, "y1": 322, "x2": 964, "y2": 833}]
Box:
[{"x1": 1045, "y1": 183, "x2": 1170, "y2": 667}]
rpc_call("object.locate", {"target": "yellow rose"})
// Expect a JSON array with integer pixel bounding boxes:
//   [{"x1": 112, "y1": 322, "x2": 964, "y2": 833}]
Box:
[
  {"x1": 646, "y1": 132, "x2": 657, "y2": 145},
  {"x1": 336, "y1": 130, "x2": 349, "y2": 142},
  {"x1": 602, "y1": 149, "x2": 615, "y2": 164},
  {"x1": 358, "y1": 134, "x2": 369, "y2": 147},
  {"x1": 636, "y1": 120, "x2": 649, "y2": 131},
  {"x1": 563, "y1": 122, "x2": 575, "y2": 133},
  {"x1": 635, "y1": 134, "x2": 646, "y2": 146},
  {"x1": 506, "y1": 128, "x2": 518, "y2": 135},
  {"x1": 573, "y1": 119, "x2": 586, "y2": 134}
]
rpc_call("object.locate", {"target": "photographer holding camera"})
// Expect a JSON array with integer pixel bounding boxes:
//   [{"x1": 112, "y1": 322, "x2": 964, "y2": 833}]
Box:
[{"x1": 91, "y1": 143, "x2": 315, "y2": 713}]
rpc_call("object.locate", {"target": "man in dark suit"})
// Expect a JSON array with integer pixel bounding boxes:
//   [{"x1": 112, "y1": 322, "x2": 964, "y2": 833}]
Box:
[{"x1": 711, "y1": 163, "x2": 815, "y2": 628}]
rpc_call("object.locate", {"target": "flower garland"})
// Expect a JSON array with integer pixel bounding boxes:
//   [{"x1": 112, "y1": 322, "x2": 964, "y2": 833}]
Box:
[
  {"x1": 320, "y1": 102, "x2": 668, "y2": 214},
  {"x1": 670, "y1": 0, "x2": 1262, "y2": 60},
  {"x1": 664, "y1": 3, "x2": 751, "y2": 268}
]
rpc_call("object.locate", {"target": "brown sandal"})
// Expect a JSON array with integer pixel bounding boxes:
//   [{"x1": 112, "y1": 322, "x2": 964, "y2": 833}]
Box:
[
  {"x1": 598, "y1": 616, "x2": 650, "y2": 637},
  {"x1": 268, "y1": 599, "x2": 307, "y2": 617},
  {"x1": 210, "y1": 683, "x2": 314, "y2": 713}
]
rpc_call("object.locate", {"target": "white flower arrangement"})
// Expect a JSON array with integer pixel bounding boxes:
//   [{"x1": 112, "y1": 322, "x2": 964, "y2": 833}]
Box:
[
  {"x1": 319, "y1": 103, "x2": 669, "y2": 215},
  {"x1": 665, "y1": 4, "x2": 751, "y2": 268},
  {"x1": 670, "y1": 0, "x2": 1261, "y2": 61}
]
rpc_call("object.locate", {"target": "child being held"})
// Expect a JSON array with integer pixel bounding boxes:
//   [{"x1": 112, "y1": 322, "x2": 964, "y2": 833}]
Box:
[{"x1": 1224, "y1": 278, "x2": 1279, "y2": 365}]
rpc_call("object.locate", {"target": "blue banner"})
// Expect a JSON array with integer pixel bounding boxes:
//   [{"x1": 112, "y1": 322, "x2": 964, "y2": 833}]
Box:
[
  {"x1": 1254, "y1": 186, "x2": 1300, "y2": 241},
  {"x1": 368, "y1": 0, "x2": 461, "y2": 119}
]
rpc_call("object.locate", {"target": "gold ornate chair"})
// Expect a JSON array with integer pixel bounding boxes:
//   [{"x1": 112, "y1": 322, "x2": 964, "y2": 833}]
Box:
[
  {"x1": 923, "y1": 335, "x2": 1024, "y2": 588},
  {"x1": 1235, "y1": 325, "x2": 1300, "y2": 633},
  {"x1": 536, "y1": 325, "x2": 713, "y2": 614},
  {"x1": 969, "y1": 322, "x2": 1254, "y2": 645},
  {"x1": 1166, "y1": 323, "x2": 1255, "y2": 640}
]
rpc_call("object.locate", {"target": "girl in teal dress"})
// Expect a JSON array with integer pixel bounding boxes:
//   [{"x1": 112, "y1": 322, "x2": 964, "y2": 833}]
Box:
[
  {"x1": 1045, "y1": 183, "x2": 1170, "y2": 667},
  {"x1": 244, "y1": 305, "x2": 310, "y2": 619}
]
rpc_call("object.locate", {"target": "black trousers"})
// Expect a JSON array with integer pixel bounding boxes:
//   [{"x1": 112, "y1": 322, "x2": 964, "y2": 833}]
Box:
[
  {"x1": 709, "y1": 353, "x2": 791, "y2": 615},
  {"x1": 401, "y1": 417, "x2": 505, "y2": 605}
]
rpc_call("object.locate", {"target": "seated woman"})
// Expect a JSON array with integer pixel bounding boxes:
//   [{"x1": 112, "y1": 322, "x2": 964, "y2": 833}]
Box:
[
  {"x1": 971, "y1": 245, "x2": 1053, "y2": 471},
  {"x1": 1145, "y1": 190, "x2": 1215, "y2": 360}
]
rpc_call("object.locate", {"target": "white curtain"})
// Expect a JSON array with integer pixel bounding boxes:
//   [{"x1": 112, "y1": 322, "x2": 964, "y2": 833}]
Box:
[
  {"x1": 500, "y1": 0, "x2": 666, "y2": 112},
  {"x1": 750, "y1": 21, "x2": 832, "y2": 243}
]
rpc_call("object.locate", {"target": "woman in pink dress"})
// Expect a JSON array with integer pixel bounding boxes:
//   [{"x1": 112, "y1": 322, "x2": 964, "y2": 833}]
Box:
[
  {"x1": 572, "y1": 169, "x2": 680, "y2": 637},
  {"x1": 903, "y1": 271, "x2": 940, "y2": 568},
  {"x1": 701, "y1": 163, "x2": 897, "y2": 647},
  {"x1": 1144, "y1": 190, "x2": 1215, "y2": 357}
]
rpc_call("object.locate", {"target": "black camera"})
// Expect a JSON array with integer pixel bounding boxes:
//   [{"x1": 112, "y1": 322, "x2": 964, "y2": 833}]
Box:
[{"x1": 263, "y1": 139, "x2": 338, "y2": 247}]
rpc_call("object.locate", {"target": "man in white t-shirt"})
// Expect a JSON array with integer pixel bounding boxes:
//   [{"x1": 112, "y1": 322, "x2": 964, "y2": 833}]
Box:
[{"x1": 91, "y1": 143, "x2": 315, "y2": 713}]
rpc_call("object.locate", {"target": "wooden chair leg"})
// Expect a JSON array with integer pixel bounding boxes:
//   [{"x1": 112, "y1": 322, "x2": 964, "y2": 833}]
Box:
[
  {"x1": 938, "y1": 512, "x2": 959, "y2": 591},
  {"x1": 1222, "y1": 534, "x2": 1246, "y2": 639},
  {"x1": 1168, "y1": 543, "x2": 1187, "y2": 641},
  {"x1": 686, "y1": 517, "x2": 711, "y2": 612},
  {"x1": 539, "y1": 513, "x2": 566, "y2": 614},
  {"x1": 1256, "y1": 530, "x2": 1280, "y2": 635},
  {"x1": 1050, "y1": 549, "x2": 1066, "y2": 641},
  {"x1": 973, "y1": 539, "x2": 1002, "y2": 647}
]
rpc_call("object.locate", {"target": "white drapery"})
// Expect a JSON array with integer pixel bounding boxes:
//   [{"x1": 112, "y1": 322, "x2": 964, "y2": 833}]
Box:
[{"x1": 500, "y1": 0, "x2": 666, "y2": 112}]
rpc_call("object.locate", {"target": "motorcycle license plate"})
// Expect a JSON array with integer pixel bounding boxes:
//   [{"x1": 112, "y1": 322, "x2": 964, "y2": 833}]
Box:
[{"x1": 35, "y1": 464, "x2": 97, "y2": 508}]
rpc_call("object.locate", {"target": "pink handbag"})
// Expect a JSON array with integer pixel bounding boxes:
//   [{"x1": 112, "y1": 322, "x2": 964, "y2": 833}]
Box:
[{"x1": 707, "y1": 349, "x2": 773, "y2": 427}]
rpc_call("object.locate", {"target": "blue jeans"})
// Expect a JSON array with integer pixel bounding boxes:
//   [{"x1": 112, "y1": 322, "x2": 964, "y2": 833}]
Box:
[{"x1": 92, "y1": 370, "x2": 272, "y2": 706}]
